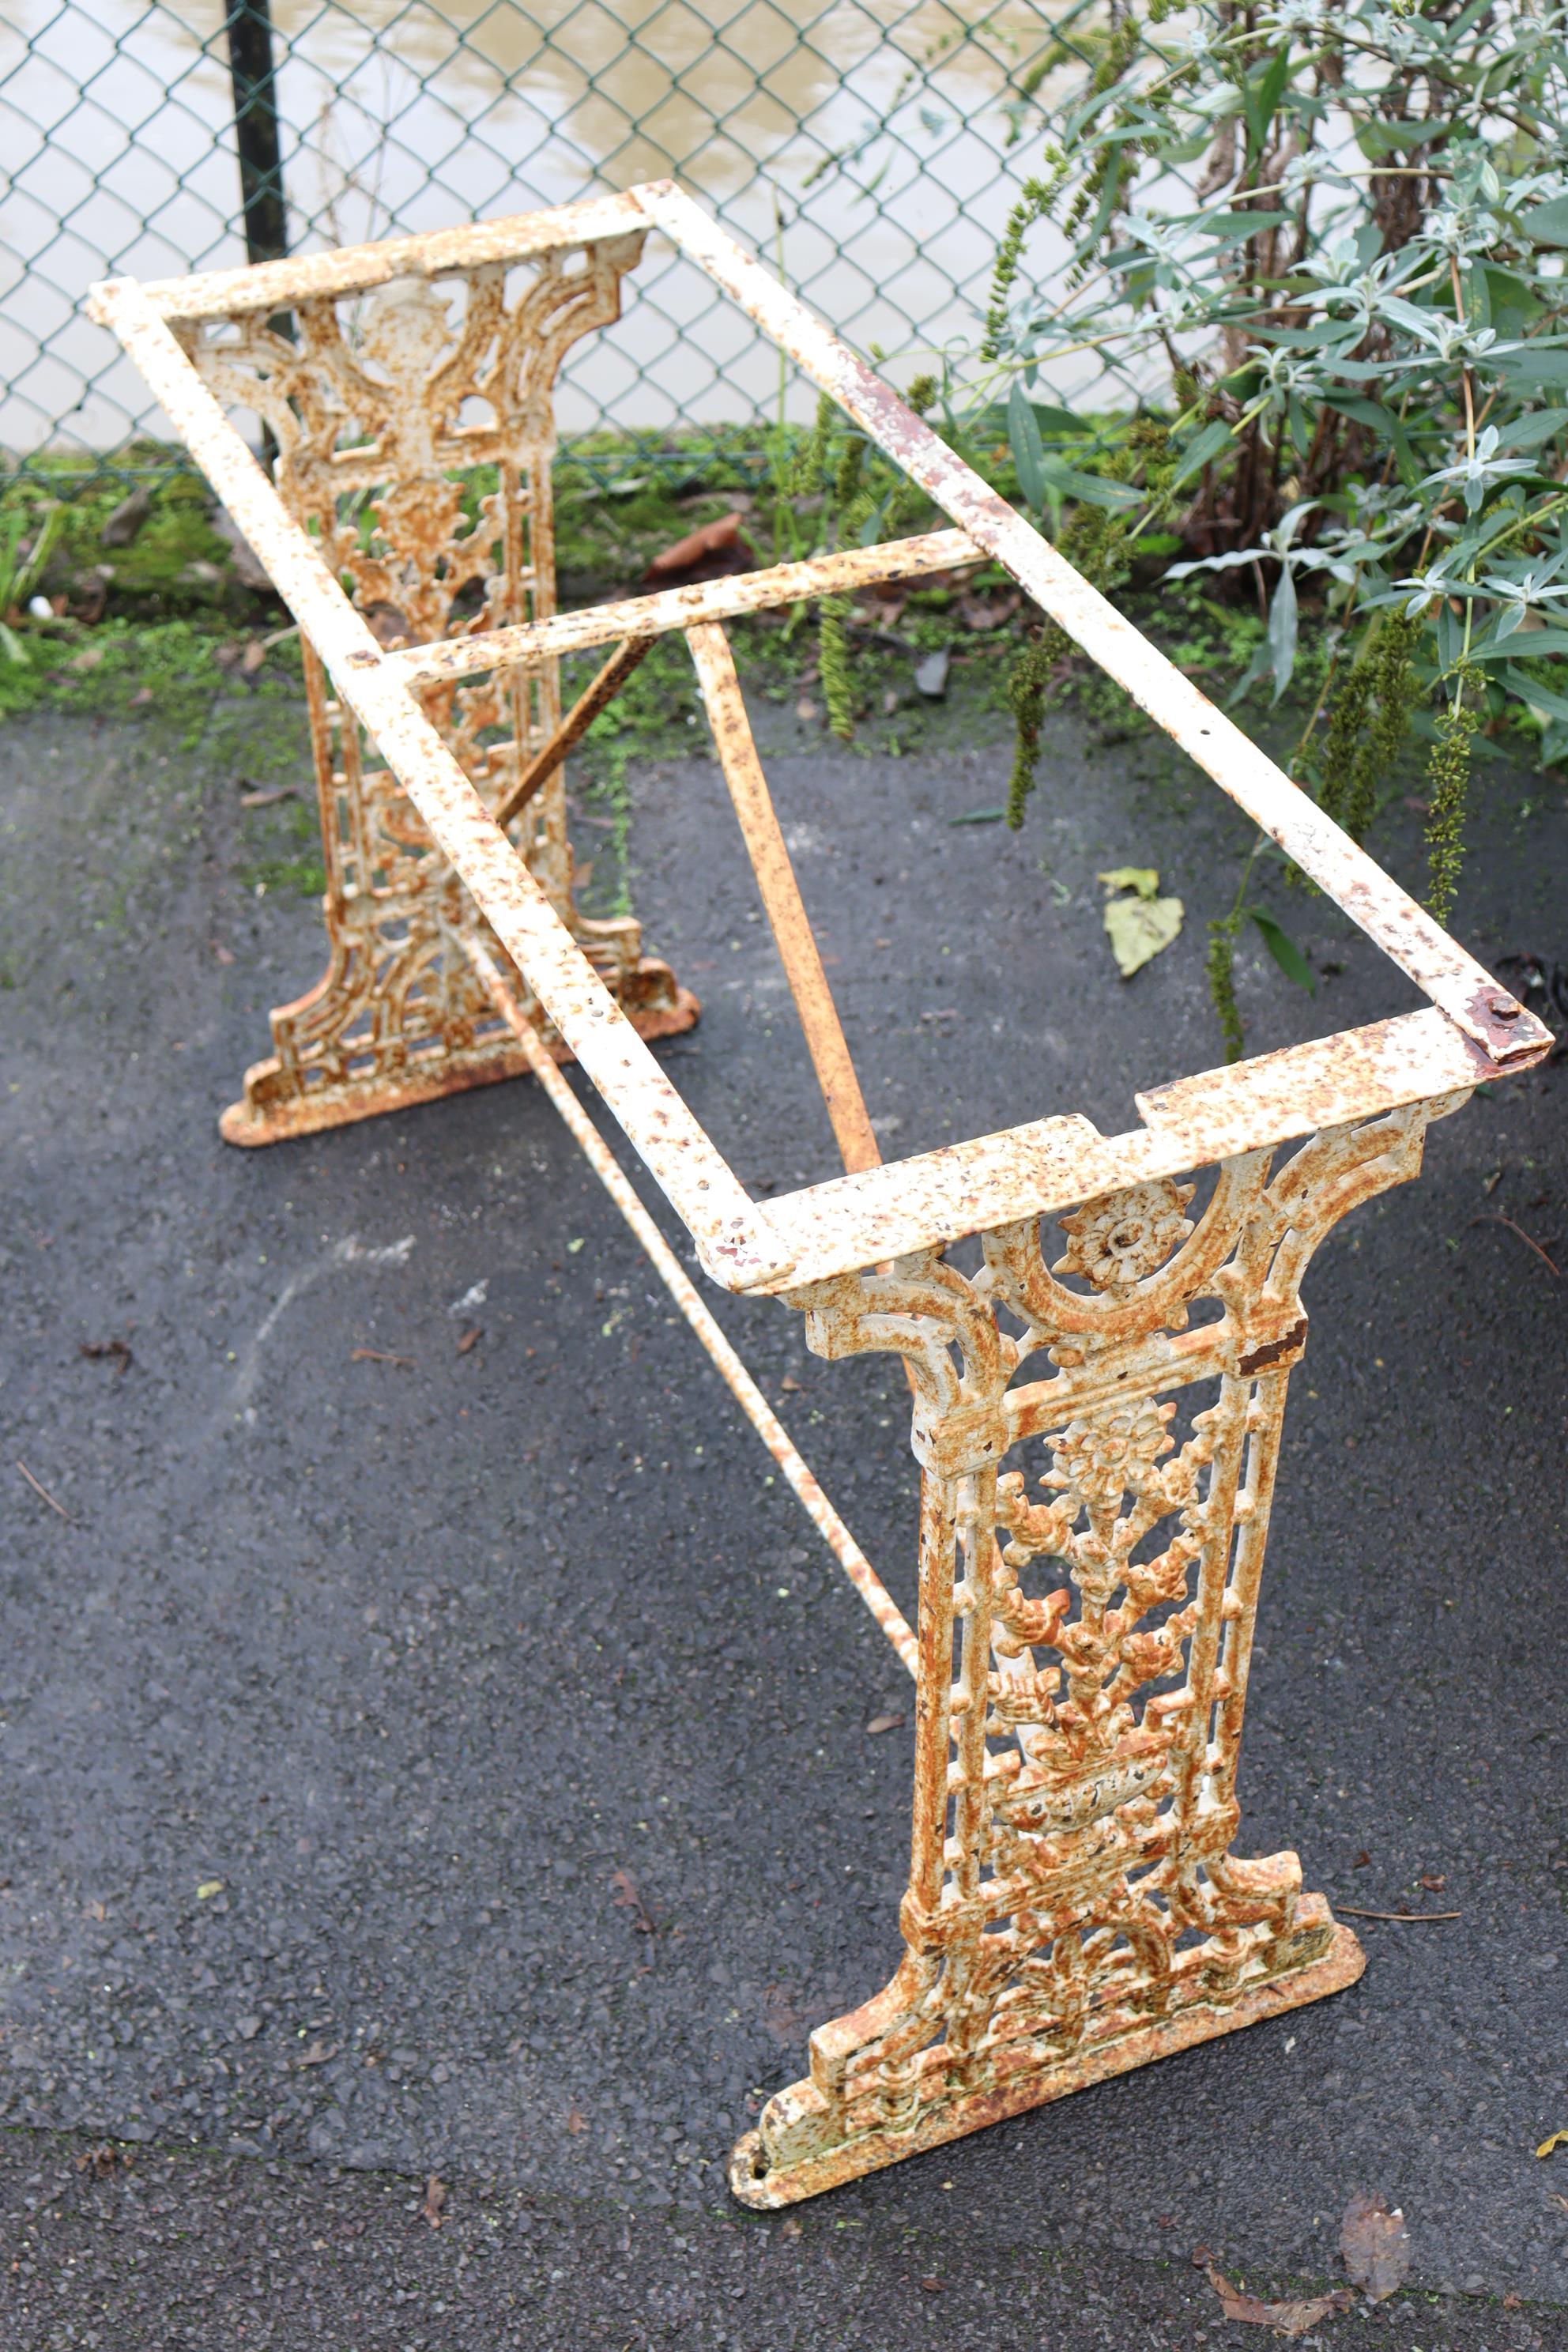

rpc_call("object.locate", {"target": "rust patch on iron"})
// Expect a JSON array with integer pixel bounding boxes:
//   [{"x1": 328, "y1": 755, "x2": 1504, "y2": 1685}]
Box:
[
  {"x1": 1238, "y1": 1317, "x2": 1310, "y2": 1377},
  {"x1": 1461, "y1": 980, "x2": 1555, "y2": 1067}
]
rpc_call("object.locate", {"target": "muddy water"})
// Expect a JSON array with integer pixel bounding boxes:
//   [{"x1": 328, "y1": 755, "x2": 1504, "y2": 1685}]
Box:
[{"x1": 1, "y1": 0, "x2": 1084, "y2": 453}]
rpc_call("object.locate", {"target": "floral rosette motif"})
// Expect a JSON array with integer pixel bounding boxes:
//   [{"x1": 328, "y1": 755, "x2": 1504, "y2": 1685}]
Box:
[
  {"x1": 1046, "y1": 1396, "x2": 1177, "y2": 1508},
  {"x1": 1053, "y1": 1178, "x2": 1196, "y2": 1291}
]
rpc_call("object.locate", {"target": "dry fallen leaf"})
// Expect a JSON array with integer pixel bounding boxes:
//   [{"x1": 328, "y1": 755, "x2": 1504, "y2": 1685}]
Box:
[
  {"x1": 610, "y1": 1868, "x2": 656, "y2": 1935},
  {"x1": 1536, "y1": 2128, "x2": 1568, "y2": 2158},
  {"x1": 211, "y1": 506, "x2": 273, "y2": 590},
  {"x1": 420, "y1": 2175, "x2": 447, "y2": 2230},
  {"x1": 780, "y1": 1373, "x2": 801, "y2": 1393},
  {"x1": 294, "y1": 2039, "x2": 339, "y2": 2069},
  {"x1": 72, "y1": 567, "x2": 111, "y2": 625},
  {"x1": 1206, "y1": 2263, "x2": 1350, "y2": 2339},
  {"x1": 1339, "y1": 2191, "x2": 1412, "y2": 2302},
  {"x1": 1103, "y1": 895, "x2": 1184, "y2": 976},
  {"x1": 565, "y1": 2102, "x2": 587, "y2": 2135},
  {"x1": 865, "y1": 1713, "x2": 905, "y2": 1736},
  {"x1": 456, "y1": 1325, "x2": 482, "y2": 1355},
  {"x1": 100, "y1": 486, "x2": 152, "y2": 548},
  {"x1": 239, "y1": 783, "x2": 296, "y2": 808}
]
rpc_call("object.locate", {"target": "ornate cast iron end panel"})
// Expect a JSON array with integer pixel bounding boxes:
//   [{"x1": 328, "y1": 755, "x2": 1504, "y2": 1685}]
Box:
[
  {"x1": 732, "y1": 1100, "x2": 1458, "y2": 2207},
  {"x1": 180, "y1": 236, "x2": 697, "y2": 1146}
]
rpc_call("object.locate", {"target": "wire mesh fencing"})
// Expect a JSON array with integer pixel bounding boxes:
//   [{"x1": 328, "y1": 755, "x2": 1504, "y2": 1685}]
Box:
[{"x1": 1, "y1": 0, "x2": 1106, "y2": 496}]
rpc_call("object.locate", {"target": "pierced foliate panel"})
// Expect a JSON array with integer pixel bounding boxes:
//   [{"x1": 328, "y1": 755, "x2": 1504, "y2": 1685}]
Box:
[
  {"x1": 733, "y1": 1098, "x2": 1464, "y2": 2204},
  {"x1": 183, "y1": 236, "x2": 696, "y2": 1144}
]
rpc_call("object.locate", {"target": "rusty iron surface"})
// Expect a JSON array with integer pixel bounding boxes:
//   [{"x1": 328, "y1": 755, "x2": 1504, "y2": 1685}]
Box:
[
  {"x1": 136, "y1": 188, "x2": 656, "y2": 322},
  {"x1": 215, "y1": 988, "x2": 699, "y2": 1149},
  {"x1": 733, "y1": 1924, "x2": 1365, "y2": 2207},
  {"x1": 687, "y1": 622, "x2": 881, "y2": 1177},
  {"x1": 755, "y1": 1007, "x2": 1487, "y2": 1291},
  {"x1": 387, "y1": 528, "x2": 981, "y2": 688},
  {"x1": 179, "y1": 236, "x2": 692, "y2": 1148},
  {"x1": 84, "y1": 275, "x2": 790, "y2": 1289},
  {"x1": 88, "y1": 188, "x2": 1556, "y2": 2215},
  {"x1": 493, "y1": 635, "x2": 654, "y2": 833}
]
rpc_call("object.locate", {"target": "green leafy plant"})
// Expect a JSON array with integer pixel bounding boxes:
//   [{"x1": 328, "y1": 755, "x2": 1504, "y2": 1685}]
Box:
[
  {"x1": 958, "y1": 0, "x2": 1568, "y2": 1051},
  {"x1": 789, "y1": 376, "x2": 941, "y2": 740},
  {"x1": 1206, "y1": 853, "x2": 1321, "y2": 1062}
]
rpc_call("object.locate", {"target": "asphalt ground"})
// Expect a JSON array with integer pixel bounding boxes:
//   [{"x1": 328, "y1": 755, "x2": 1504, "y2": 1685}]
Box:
[{"x1": 2, "y1": 674, "x2": 1566, "y2": 2348}]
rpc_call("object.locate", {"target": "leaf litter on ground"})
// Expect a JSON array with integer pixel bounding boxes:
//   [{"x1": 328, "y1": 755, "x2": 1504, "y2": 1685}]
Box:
[
  {"x1": 1339, "y1": 2191, "x2": 1412, "y2": 2302},
  {"x1": 1203, "y1": 2262, "x2": 1351, "y2": 2339},
  {"x1": 1197, "y1": 2186, "x2": 1412, "y2": 2337}
]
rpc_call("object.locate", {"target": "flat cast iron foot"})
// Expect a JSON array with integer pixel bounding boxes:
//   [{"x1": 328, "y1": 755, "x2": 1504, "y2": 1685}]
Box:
[
  {"x1": 220, "y1": 983, "x2": 699, "y2": 1145},
  {"x1": 731, "y1": 1913, "x2": 1363, "y2": 2210}
]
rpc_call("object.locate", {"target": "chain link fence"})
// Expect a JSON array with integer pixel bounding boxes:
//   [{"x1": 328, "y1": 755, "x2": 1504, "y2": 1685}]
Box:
[{"x1": 1, "y1": 0, "x2": 1105, "y2": 496}]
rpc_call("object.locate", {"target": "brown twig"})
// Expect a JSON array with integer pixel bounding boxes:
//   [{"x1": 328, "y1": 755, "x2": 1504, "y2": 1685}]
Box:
[
  {"x1": 1468, "y1": 1213, "x2": 1561, "y2": 1277},
  {"x1": 1338, "y1": 1905, "x2": 1461, "y2": 1922},
  {"x1": 14, "y1": 1459, "x2": 70, "y2": 1519},
  {"x1": 349, "y1": 1347, "x2": 415, "y2": 1366}
]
